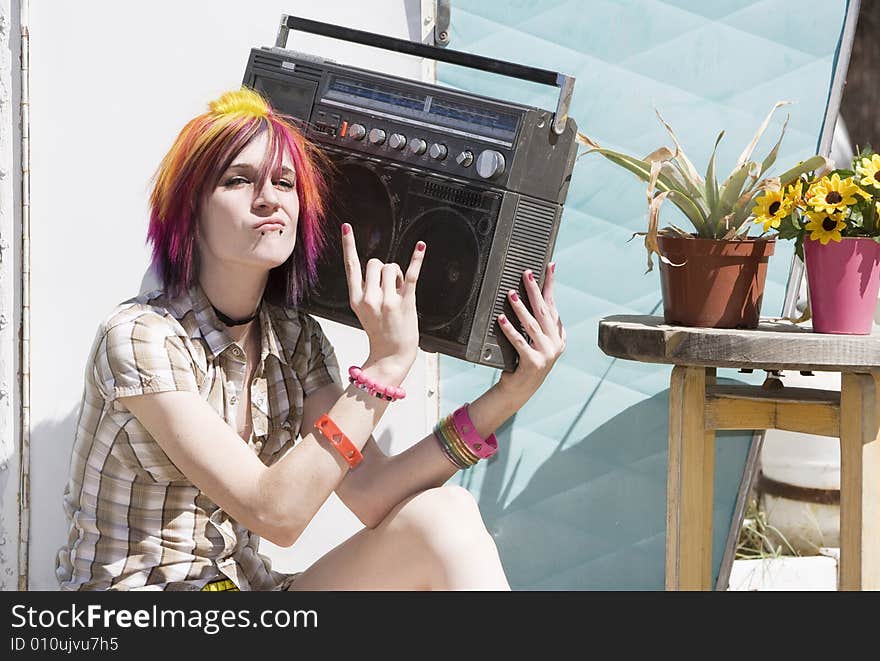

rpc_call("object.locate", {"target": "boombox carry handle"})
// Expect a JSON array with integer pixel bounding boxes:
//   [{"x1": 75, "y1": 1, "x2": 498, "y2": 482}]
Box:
[{"x1": 275, "y1": 14, "x2": 575, "y2": 135}]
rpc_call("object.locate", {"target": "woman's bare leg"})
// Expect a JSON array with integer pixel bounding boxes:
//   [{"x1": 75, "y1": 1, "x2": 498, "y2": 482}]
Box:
[{"x1": 288, "y1": 485, "x2": 510, "y2": 590}]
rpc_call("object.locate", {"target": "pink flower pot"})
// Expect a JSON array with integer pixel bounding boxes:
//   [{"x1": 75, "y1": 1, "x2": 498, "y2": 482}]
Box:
[{"x1": 804, "y1": 236, "x2": 880, "y2": 334}]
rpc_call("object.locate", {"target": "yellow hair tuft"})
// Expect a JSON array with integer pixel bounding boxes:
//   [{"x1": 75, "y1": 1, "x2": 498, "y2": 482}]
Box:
[{"x1": 208, "y1": 88, "x2": 271, "y2": 118}]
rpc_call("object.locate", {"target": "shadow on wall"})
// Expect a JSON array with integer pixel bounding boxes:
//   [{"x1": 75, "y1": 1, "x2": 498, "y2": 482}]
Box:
[
  {"x1": 29, "y1": 407, "x2": 80, "y2": 590},
  {"x1": 467, "y1": 388, "x2": 752, "y2": 591}
]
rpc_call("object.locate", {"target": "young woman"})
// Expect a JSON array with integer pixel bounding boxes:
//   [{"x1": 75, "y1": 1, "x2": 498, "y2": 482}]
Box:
[{"x1": 56, "y1": 87, "x2": 566, "y2": 591}]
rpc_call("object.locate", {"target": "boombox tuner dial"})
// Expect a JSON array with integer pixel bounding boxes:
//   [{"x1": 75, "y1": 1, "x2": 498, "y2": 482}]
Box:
[
  {"x1": 348, "y1": 123, "x2": 366, "y2": 140},
  {"x1": 456, "y1": 150, "x2": 474, "y2": 167},
  {"x1": 428, "y1": 143, "x2": 447, "y2": 161},
  {"x1": 476, "y1": 150, "x2": 506, "y2": 179},
  {"x1": 368, "y1": 128, "x2": 386, "y2": 145},
  {"x1": 388, "y1": 133, "x2": 407, "y2": 150},
  {"x1": 408, "y1": 138, "x2": 427, "y2": 155}
]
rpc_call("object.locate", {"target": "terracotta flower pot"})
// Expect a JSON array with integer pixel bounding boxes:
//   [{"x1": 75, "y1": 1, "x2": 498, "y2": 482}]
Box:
[
  {"x1": 804, "y1": 236, "x2": 880, "y2": 335},
  {"x1": 657, "y1": 235, "x2": 775, "y2": 329}
]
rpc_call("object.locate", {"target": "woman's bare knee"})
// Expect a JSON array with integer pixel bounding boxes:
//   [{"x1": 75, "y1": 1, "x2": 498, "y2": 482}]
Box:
[
  {"x1": 389, "y1": 485, "x2": 487, "y2": 541},
  {"x1": 382, "y1": 485, "x2": 506, "y2": 589}
]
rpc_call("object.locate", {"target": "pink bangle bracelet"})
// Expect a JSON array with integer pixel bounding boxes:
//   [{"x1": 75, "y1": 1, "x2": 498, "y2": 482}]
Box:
[
  {"x1": 451, "y1": 404, "x2": 497, "y2": 459},
  {"x1": 348, "y1": 366, "x2": 406, "y2": 401}
]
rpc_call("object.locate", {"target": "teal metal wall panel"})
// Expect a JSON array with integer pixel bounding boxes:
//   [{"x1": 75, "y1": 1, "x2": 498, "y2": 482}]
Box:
[{"x1": 438, "y1": 0, "x2": 851, "y2": 589}]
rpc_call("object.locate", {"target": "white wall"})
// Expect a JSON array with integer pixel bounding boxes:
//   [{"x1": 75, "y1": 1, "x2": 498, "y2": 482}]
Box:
[
  {"x1": 0, "y1": 0, "x2": 21, "y2": 590},
  {"x1": 25, "y1": 0, "x2": 436, "y2": 589}
]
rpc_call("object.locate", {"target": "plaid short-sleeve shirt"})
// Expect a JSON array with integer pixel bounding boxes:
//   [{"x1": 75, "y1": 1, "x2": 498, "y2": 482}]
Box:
[{"x1": 56, "y1": 282, "x2": 341, "y2": 591}]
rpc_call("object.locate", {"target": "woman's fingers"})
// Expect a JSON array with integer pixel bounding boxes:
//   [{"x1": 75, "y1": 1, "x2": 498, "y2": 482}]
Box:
[
  {"x1": 522, "y1": 267, "x2": 559, "y2": 341},
  {"x1": 541, "y1": 263, "x2": 561, "y2": 324},
  {"x1": 381, "y1": 263, "x2": 404, "y2": 300},
  {"x1": 507, "y1": 288, "x2": 545, "y2": 347},
  {"x1": 363, "y1": 258, "x2": 384, "y2": 307},
  {"x1": 496, "y1": 313, "x2": 539, "y2": 363},
  {"x1": 340, "y1": 224, "x2": 362, "y2": 301},
  {"x1": 403, "y1": 241, "x2": 426, "y2": 298}
]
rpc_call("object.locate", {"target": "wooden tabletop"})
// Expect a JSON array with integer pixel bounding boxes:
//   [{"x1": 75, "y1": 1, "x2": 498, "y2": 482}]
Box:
[{"x1": 598, "y1": 315, "x2": 880, "y2": 372}]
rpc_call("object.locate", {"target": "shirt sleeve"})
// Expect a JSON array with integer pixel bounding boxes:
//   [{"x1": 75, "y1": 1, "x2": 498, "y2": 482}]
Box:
[
  {"x1": 300, "y1": 314, "x2": 342, "y2": 396},
  {"x1": 93, "y1": 312, "x2": 200, "y2": 403}
]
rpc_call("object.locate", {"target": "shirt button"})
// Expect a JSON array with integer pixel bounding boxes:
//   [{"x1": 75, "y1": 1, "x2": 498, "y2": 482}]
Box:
[
  {"x1": 230, "y1": 395, "x2": 238, "y2": 405},
  {"x1": 230, "y1": 346, "x2": 243, "y2": 358}
]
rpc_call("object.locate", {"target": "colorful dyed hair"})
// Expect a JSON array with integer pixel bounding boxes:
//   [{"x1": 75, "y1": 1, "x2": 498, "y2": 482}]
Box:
[{"x1": 147, "y1": 86, "x2": 329, "y2": 306}]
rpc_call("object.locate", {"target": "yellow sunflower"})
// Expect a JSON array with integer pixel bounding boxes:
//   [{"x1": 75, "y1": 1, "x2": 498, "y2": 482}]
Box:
[
  {"x1": 804, "y1": 209, "x2": 847, "y2": 245},
  {"x1": 784, "y1": 179, "x2": 805, "y2": 208},
  {"x1": 855, "y1": 153, "x2": 880, "y2": 190},
  {"x1": 752, "y1": 188, "x2": 791, "y2": 231},
  {"x1": 806, "y1": 173, "x2": 870, "y2": 213}
]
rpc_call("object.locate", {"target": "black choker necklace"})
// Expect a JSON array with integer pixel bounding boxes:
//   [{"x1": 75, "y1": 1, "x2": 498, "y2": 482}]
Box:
[{"x1": 212, "y1": 304, "x2": 258, "y2": 327}]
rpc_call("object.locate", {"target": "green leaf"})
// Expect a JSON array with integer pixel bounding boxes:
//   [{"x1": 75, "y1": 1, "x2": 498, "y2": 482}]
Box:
[
  {"x1": 758, "y1": 114, "x2": 790, "y2": 180},
  {"x1": 776, "y1": 155, "x2": 832, "y2": 186},
  {"x1": 715, "y1": 162, "x2": 752, "y2": 224},
  {"x1": 776, "y1": 215, "x2": 802, "y2": 240},
  {"x1": 705, "y1": 131, "x2": 724, "y2": 215},
  {"x1": 590, "y1": 148, "x2": 707, "y2": 230}
]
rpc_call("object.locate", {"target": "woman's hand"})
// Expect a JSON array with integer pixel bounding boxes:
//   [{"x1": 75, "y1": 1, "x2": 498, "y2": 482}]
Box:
[
  {"x1": 341, "y1": 223, "x2": 425, "y2": 382},
  {"x1": 496, "y1": 263, "x2": 566, "y2": 403}
]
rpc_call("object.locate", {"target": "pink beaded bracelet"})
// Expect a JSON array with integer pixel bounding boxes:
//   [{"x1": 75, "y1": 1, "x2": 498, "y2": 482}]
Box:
[
  {"x1": 348, "y1": 366, "x2": 406, "y2": 401},
  {"x1": 451, "y1": 404, "x2": 497, "y2": 459}
]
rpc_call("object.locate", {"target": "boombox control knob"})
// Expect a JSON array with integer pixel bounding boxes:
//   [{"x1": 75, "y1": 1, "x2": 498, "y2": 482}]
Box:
[
  {"x1": 348, "y1": 123, "x2": 366, "y2": 140},
  {"x1": 388, "y1": 133, "x2": 407, "y2": 150},
  {"x1": 368, "y1": 128, "x2": 386, "y2": 145},
  {"x1": 456, "y1": 150, "x2": 474, "y2": 167},
  {"x1": 428, "y1": 143, "x2": 448, "y2": 161},
  {"x1": 408, "y1": 138, "x2": 427, "y2": 155},
  {"x1": 476, "y1": 150, "x2": 506, "y2": 179}
]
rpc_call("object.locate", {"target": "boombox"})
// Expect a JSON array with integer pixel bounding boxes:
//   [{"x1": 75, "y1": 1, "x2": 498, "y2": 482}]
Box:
[{"x1": 242, "y1": 15, "x2": 579, "y2": 370}]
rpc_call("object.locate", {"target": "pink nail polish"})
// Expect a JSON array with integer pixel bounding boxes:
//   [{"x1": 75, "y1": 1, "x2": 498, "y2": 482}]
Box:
[
  {"x1": 416, "y1": 241, "x2": 425, "y2": 252},
  {"x1": 510, "y1": 291, "x2": 519, "y2": 302},
  {"x1": 549, "y1": 262, "x2": 556, "y2": 274},
  {"x1": 342, "y1": 223, "x2": 351, "y2": 235},
  {"x1": 526, "y1": 271, "x2": 534, "y2": 282},
  {"x1": 499, "y1": 315, "x2": 507, "y2": 325}
]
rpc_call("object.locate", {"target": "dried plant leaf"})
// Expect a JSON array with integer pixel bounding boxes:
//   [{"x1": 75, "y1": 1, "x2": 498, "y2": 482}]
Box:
[
  {"x1": 721, "y1": 227, "x2": 739, "y2": 241},
  {"x1": 644, "y1": 146, "x2": 676, "y2": 163},
  {"x1": 666, "y1": 224, "x2": 692, "y2": 238},
  {"x1": 645, "y1": 189, "x2": 670, "y2": 272},
  {"x1": 788, "y1": 300, "x2": 811, "y2": 325},
  {"x1": 575, "y1": 131, "x2": 601, "y2": 149},
  {"x1": 736, "y1": 101, "x2": 791, "y2": 167},
  {"x1": 654, "y1": 108, "x2": 704, "y2": 190}
]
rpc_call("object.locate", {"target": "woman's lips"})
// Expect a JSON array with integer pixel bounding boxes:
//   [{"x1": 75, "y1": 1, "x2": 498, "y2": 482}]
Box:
[{"x1": 255, "y1": 222, "x2": 285, "y2": 232}]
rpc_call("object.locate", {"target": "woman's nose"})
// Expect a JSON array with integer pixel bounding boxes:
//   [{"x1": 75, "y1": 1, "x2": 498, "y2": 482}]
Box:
[{"x1": 253, "y1": 178, "x2": 280, "y2": 210}]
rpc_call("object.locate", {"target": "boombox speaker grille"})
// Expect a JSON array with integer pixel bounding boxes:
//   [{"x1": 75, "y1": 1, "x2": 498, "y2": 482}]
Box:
[{"x1": 488, "y1": 197, "x2": 558, "y2": 342}]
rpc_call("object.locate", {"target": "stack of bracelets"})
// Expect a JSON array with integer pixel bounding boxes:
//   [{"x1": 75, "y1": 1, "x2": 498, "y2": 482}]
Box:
[
  {"x1": 317, "y1": 367, "x2": 497, "y2": 472},
  {"x1": 433, "y1": 404, "x2": 498, "y2": 469}
]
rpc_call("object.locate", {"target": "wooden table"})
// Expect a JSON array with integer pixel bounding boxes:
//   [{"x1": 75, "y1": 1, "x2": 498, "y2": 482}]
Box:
[{"x1": 598, "y1": 315, "x2": 880, "y2": 591}]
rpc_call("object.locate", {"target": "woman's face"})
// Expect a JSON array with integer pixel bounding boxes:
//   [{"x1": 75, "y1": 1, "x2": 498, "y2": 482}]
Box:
[{"x1": 197, "y1": 131, "x2": 299, "y2": 274}]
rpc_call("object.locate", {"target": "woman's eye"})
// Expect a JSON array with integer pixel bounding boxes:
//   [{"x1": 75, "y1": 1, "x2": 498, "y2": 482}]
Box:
[
  {"x1": 275, "y1": 179, "x2": 295, "y2": 189},
  {"x1": 223, "y1": 176, "x2": 250, "y2": 187}
]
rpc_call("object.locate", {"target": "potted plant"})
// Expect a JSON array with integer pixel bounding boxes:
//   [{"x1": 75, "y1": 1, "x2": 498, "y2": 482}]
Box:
[
  {"x1": 578, "y1": 102, "x2": 826, "y2": 328},
  {"x1": 753, "y1": 149, "x2": 880, "y2": 334}
]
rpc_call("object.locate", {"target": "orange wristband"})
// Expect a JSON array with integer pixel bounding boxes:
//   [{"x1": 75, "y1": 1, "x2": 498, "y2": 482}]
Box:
[{"x1": 315, "y1": 414, "x2": 363, "y2": 469}]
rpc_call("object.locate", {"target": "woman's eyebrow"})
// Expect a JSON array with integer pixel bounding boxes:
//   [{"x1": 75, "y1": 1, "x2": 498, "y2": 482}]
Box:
[{"x1": 225, "y1": 163, "x2": 296, "y2": 176}]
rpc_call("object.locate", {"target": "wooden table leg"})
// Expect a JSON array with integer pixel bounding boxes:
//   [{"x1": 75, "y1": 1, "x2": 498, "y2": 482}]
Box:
[
  {"x1": 666, "y1": 365, "x2": 714, "y2": 590},
  {"x1": 839, "y1": 372, "x2": 880, "y2": 590}
]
